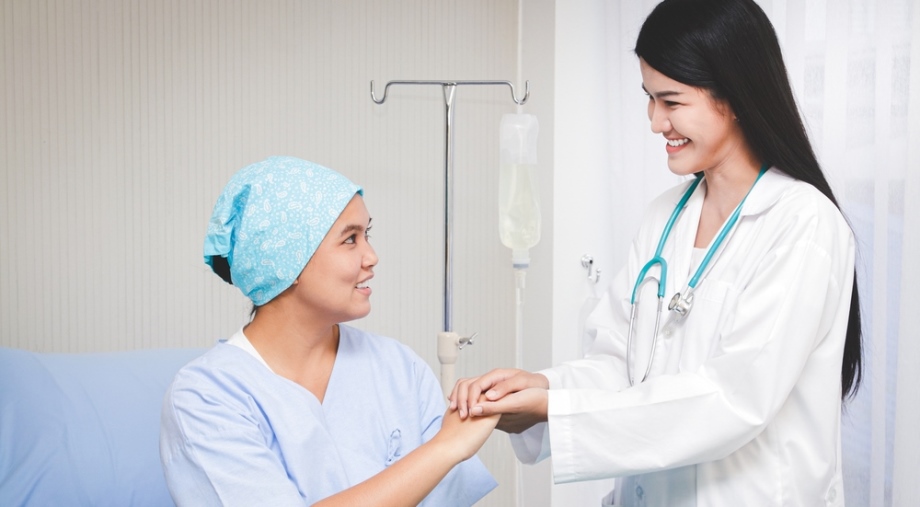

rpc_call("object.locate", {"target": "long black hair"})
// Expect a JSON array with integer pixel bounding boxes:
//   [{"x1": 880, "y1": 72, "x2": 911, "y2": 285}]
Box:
[{"x1": 635, "y1": 0, "x2": 862, "y2": 400}]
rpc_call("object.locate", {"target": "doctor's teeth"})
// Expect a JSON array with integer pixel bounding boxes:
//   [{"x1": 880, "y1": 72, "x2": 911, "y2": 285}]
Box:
[{"x1": 667, "y1": 138, "x2": 689, "y2": 147}]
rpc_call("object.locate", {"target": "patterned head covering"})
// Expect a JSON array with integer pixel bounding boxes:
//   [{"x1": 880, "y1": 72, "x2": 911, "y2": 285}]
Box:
[{"x1": 203, "y1": 156, "x2": 363, "y2": 305}]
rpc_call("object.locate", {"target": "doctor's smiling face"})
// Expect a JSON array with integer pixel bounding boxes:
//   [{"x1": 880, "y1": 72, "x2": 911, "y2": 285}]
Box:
[
  {"x1": 291, "y1": 195, "x2": 378, "y2": 326},
  {"x1": 640, "y1": 58, "x2": 752, "y2": 178}
]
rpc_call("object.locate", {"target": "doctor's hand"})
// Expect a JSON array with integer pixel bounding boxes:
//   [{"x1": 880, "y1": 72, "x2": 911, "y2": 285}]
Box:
[
  {"x1": 472, "y1": 387, "x2": 548, "y2": 434},
  {"x1": 449, "y1": 368, "x2": 549, "y2": 418}
]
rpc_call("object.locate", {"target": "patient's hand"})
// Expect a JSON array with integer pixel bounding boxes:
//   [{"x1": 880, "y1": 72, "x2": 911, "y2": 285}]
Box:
[{"x1": 436, "y1": 395, "x2": 499, "y2": 462}]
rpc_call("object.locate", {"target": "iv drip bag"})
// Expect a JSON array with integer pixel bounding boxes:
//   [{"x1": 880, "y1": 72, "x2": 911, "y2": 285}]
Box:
[
  {"x1": 500, "y1": 113, "x2": 539, "y2": 165},
  {"x1": 499, "y1": 114, "x2": 541, "y2": 267}
]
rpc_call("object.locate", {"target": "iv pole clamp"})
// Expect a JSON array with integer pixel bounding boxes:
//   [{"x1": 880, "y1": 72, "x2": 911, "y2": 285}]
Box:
[{"x1": 370, "y1": 79, "x2": 531, "y2": 396}]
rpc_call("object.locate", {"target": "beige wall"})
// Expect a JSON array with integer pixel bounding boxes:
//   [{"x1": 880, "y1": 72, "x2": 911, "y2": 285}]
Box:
[{"x1": 0, "y1": 1, "x2": 542, "y2": 504}]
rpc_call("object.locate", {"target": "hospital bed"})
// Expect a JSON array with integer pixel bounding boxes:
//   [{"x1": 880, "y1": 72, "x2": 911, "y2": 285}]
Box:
[{"x1": 0, "y1": 346, "x2": 206, "y2": 506}]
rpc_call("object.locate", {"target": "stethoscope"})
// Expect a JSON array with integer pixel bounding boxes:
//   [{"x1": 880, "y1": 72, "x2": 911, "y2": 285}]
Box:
[{"x1": 626, "y1": 164, "x2": 768, "y2": 386}]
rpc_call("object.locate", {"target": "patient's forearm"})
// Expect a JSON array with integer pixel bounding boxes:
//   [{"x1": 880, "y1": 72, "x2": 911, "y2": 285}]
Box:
[{"x1": 311, "y1": 436, "x2": 459, "y2": 507}]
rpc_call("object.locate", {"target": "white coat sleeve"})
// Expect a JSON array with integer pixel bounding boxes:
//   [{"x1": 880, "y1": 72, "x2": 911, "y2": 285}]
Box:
[
  {"x1": 507, "y1": 214, "x2": 653, "y2": 463},
  {"x1": 544, "y1": 196, "x2": 855, "y2": 483}
]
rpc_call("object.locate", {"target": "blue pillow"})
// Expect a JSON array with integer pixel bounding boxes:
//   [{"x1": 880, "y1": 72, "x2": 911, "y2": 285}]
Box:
[{"x1": 0, "y1": 347, "x2": 206, "y2": 507}]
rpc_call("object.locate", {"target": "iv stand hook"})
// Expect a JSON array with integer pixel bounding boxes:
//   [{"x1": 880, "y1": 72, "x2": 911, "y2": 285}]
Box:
[{"x1": 370, "y1": 80, "x2": 530, "y2": 105}]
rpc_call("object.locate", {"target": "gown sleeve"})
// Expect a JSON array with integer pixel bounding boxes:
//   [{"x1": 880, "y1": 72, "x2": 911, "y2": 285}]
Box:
[{"x1": 532, "y1": 189, "x2": 855, "y2": 483}]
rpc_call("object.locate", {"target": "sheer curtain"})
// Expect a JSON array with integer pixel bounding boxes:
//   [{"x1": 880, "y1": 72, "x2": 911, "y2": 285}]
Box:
[
  {"x1": 792, "y1": 1, "x2": 919, "y2": 505},
  {"x1": 608, "y1": 1, "x2": 919, "y2": 505}
]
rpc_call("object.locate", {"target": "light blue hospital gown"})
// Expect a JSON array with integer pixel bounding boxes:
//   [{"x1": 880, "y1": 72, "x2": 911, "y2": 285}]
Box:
[{"x1": 160, "y1": 325, "x2": 496, "y2": 506}]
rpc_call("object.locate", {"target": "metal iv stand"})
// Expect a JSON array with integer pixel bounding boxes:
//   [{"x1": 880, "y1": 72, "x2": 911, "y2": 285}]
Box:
[{"x1": 370, "y1": 79, "x2": 531, "y2": 396}]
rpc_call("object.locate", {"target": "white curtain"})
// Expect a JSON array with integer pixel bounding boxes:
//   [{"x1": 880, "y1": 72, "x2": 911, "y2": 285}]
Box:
[{"x1": 607, "y1": 1, "x2": 920, "y2": 505}]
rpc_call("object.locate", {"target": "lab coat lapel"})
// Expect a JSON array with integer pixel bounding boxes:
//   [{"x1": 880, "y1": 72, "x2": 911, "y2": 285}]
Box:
[{"x1": 736, "y1": 167, "x2": 794, "y2": 217}]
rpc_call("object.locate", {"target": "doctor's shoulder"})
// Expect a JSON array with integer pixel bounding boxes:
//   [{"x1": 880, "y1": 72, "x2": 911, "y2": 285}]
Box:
[{"x1": 764, "y1": 178, "x2": 853, "y2": 241}]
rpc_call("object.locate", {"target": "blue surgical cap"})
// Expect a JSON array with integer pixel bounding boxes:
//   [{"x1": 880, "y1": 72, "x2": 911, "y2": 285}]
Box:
[{"x1": 203, "y1": 156, "x2": 363, "y2": 306}]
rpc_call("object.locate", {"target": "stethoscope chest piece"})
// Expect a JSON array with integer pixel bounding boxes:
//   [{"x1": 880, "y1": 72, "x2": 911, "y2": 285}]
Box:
[{"x1": 668, "y1": 290, "x2": 693, "y2": 317}]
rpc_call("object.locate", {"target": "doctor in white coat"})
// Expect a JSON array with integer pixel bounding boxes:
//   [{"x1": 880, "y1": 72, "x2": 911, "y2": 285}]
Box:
[{"x1": 451, "y1": 0, "x2": 863, "y2": 505}]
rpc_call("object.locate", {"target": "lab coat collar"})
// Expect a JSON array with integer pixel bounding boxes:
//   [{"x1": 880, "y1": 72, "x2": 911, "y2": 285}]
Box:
[
  {"x1": 667, "y1": 167, "x2": 793, "y2": 288},
  {"x1": 686, "y1": 166, "x2": 794, "y2": 218}
]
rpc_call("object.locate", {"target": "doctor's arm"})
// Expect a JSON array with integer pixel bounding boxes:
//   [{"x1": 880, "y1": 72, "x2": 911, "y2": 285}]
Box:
[
  {"x1": 529, "y1": 209, "x2": 852, "y2": 480},
  {"x1": 450, "y1": 217, "x2": 653, "y2": 423},
  {"x1": 449, "y1": 243, "x2": 643, "y2": 428}
]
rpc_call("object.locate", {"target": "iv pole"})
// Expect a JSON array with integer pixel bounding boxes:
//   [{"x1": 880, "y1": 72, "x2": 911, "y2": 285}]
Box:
[{"x1": 370, "y1": 80, "x2": 530, "y2": 396}]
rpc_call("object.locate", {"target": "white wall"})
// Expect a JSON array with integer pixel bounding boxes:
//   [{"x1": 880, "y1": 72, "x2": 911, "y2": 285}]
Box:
[{"x1": 546, "y1": 1, "x2": 617, "y2": 503}]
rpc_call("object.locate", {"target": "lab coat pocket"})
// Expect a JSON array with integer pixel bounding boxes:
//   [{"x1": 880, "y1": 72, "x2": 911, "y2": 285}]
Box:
[{"x1": 678, "y1": 280, "x2": 737, "y2": 372}]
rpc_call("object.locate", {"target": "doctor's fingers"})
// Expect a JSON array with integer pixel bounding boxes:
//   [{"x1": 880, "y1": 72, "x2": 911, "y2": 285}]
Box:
[
  {"x1": 471, "y1": 388, "x2": 548, "y2": 433},
  {"x1": 485, "y1": 371, "x2": 549, "y2": 402},
  {"x1": 450, "y1": 369, "x2": 522, "y2": 418}
]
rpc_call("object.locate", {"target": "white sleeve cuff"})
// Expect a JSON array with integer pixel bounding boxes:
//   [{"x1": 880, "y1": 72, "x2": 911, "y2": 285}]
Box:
[{"x1": 509, "y1": 421, "x2": 552, "y2": 464}]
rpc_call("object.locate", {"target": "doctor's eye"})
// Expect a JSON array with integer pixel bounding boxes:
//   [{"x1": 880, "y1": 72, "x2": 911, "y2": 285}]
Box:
[{"x1": 365, "y1": 225, "x2": 373, "y2": 241}]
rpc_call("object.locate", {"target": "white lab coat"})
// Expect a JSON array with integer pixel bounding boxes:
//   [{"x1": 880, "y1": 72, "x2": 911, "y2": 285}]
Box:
[{"x1": 511, "y1": 169, "x2": 854, "y2": 506}]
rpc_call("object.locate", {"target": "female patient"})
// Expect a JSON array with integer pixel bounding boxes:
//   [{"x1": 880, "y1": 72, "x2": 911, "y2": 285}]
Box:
[{"x1": 160, "y1": 156, "x2": 497, "y2": 506}]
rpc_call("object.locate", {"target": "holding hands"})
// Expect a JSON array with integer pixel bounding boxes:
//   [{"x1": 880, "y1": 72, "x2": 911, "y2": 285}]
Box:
[
  {"x1": 449, "y1": 369, "x2": 550, "y2": 434},
  {"x1": 436, "y1": 402, "x2": 501, "y2": 463}
]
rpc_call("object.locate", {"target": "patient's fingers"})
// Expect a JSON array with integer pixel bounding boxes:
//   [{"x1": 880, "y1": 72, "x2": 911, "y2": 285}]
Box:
[
  {"x1": 450, "y1": 376, "x2": 484, "y2": 419},
  {"x1": 448, "y1": 378, "x2": 463, "y2": 410}
]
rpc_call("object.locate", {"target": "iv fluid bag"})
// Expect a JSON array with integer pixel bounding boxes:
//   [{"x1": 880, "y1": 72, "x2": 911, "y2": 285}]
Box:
[
  {"x1": 499, "y1": 164, "x2": 541, "y2": 250},
  {"x1": 499, "y1": 114, "x2": 541, "y2": 252}
]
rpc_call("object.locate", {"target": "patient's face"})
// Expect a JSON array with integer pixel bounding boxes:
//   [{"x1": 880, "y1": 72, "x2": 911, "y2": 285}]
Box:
[{"x1": 293, "y1": 196, "x2": 377, "y2": 325}]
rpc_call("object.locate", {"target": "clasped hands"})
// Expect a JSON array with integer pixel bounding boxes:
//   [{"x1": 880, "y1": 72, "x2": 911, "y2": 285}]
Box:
[{"x1": 448, "y1": 368, "x2": 550, "y2": 434}]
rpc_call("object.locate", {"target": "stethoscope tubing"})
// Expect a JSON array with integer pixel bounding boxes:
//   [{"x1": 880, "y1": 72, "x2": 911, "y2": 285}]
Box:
[
  {"x1": 630, "y1": 177, "x2": 703, "y2": 305},
  {"x1": 626, "y1": 165, "x2": 768, "y2": 386}
]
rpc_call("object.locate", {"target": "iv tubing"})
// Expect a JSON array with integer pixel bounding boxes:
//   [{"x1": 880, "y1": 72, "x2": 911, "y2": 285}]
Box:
[{"x1": 512, "y1": 266, "x2": 526, "y2": 507}]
